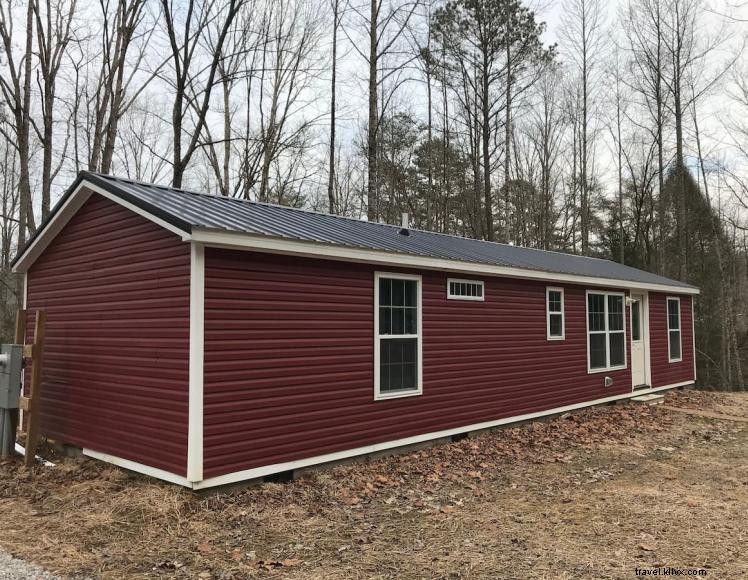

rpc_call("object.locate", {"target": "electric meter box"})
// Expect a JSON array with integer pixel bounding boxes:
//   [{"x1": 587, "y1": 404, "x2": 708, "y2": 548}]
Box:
[{"x1": 0, "y1": 344, "x2": 23, "y2": 409}]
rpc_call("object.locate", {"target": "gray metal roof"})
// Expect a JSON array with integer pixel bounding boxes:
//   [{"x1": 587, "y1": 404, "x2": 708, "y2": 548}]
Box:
[{"x1": 19, "y1": 171, "x2": 697, "y2": 291}]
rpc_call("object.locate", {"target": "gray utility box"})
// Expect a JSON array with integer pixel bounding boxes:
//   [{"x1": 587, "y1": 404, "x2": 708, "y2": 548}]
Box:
[{"x1": 0, "y1": 344, "x2": 23, "y2": 409}]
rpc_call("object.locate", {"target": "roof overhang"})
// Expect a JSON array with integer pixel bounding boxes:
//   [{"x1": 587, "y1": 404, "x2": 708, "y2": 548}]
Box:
[
  {"x1": 191, "y1": 229, "x2": 700, "y2": 295},
  {"x1": 12, "y1": 176, "x2": 192, "y2": 273},
  {"x1": 13, "y1": 173, "x2": 699, "y2": 296}
]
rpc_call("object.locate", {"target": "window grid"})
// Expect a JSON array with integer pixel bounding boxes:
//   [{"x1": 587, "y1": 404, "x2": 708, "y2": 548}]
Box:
[
  {"x1": 587, "y1": 291, "x2": 627, "y2": 372},
  {"x1": 667, "y1": 297, "x2": 682, "y2": 362},
  {"x1": 546, "y1": 287, "x2": 565, "y2": 340},
  {"x1": 447, "y1": 278, "x2": 485, "y2": 301}
]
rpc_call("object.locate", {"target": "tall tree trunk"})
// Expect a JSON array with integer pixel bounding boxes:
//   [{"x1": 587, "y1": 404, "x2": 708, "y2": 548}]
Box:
[
  {"x1": 617, "y1": 81, "x2": 624, "y2": 264},
  {"x1": 327, "y1": 0, "x2": 339, "y2": 213},
  {"x1": 366, "y1": 0, "x2": 378, "y2": 221},
  {"x1": 425, "y1": 52, "x2": 433, "y2": 230},
  {"x1": 580, "y1": 27, "x2": 589, "y2": 256},
  {"x1": 655, "y1": 4, "x2": 666, "y2": 275},
  {"x1": 482, "y1": 53, "x2": 492, "y2": 241},
  {"x1": 504, "y1": 42, "x2": 511, "y2": 244}
]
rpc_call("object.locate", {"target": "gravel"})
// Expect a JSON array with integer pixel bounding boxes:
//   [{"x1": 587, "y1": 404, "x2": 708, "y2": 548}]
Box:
[{"x1": 0, "y1": 551, "x2": 59, "y2": 580}]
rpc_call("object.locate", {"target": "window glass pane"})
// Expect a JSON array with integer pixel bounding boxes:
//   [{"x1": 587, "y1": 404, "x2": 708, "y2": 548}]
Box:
[
  {"x1": 588, "y1": 294, "x2": 605, "y2": 331},
  {"x1": 608, "y1": 295, "x2": 624, "y2": 331},
  {"x1": 631, "y1": 301, "x2": 641, "y2": 341},
  {"x1": 549, "y1": 313, "x2": 563, "y2": 337},
  {"x1": 391, "y1": 307, "x2": 404, "y2": 334},
  {"x1": 669, "y1": 330, "x2": 681, "y2": 360},
  {"x1": 589, "y1": 333, "x2": 607, "y2": 369},
  {"x1": 391, "y1": 279, "x2": 404, "y2": 306},
  {"x1": 379, "y1": 306, "x2": 391, "y2": 334},
  {"x1": 668, "y1": 300, "x2": 680, "y2": 330},
  {"x1": 404, "y1": 280, "x2": 417, "y2": 307},
  {"x1": 609, "y1": 332, "x2": 625, "y2": 367},
  {"x1": 379, "y1": 278, "x2": 391, "y2": 307},
  {"x1": 380, "y1": 338, "x2": 418, "y2": 392},
  {"x1": 404, "y1": 307, "x2": 417, "y2": 334},
  {"x1": 448, "y1": 280, "x2": 483, "y2": 298},
  {"x1": 548, "y1": 290, "x2": 562, "y2": 312}
]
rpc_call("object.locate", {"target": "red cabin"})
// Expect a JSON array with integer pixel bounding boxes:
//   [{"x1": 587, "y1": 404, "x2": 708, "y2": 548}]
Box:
[{"x1": 12, "y1": 172, "x2": 697, "y2": 488}]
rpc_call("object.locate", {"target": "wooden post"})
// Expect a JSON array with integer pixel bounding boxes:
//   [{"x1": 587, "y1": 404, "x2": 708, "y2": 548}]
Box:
[{"x1": 23, "y1": 310, "x2": 45, "y2": 467}]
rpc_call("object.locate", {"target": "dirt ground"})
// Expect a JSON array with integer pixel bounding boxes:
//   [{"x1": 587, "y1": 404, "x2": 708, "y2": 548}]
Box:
[{"x1": 0, "y1": 389, "x2": 746, "y2": 579}]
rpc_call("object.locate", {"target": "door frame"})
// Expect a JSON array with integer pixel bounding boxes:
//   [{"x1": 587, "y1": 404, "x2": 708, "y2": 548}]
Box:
[{"x1": 629, "y1": 290, "x2": 652, "y2": 390}]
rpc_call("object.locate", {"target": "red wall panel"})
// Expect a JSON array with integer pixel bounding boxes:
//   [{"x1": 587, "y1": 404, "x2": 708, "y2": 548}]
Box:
[
  {"x1": 25, "y1": 192, "x2": 190, "y2": 475},
  {"x1": 649, "y1": 293, "x2": 694, "y2": 387},
  {"x1": 203, "y1": 250, "x2": 689, "y2": 479}
]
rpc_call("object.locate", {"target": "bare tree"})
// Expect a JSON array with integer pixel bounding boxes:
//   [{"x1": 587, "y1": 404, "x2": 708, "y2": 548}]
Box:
[
  {"x1": 33, "y1": 0, "x2": 78, "y2": 218},
  {"x1": 327, "y1": 0, "x2": 345, "y2": 213},
  {"x1": 160, "y1": 0, "x2": 242, "y2": 187},
  {"x1": 255, "y1": 0, "x2": 324, "y2": 202},
  {"x1": 0, "y1": 0, "x2": 36, "y2": 244},
  {"x1": 87, "y1": 0, "x2": 163, "y2": 174},
  {"x1": 623, "y1": 0, "x2": 668, "y2": 273},
  {"x1": 559, "y1": 0, "x2": 606, "y2": 255},
  {"x1": 343, "y1": 0, "x2": 420, "y2": 221}
]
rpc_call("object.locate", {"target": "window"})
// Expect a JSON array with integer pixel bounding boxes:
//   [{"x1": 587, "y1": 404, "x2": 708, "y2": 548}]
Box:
[
  {"x1": 447, "y1": 278, "x2": 484, "y2": 301},
  {"x1": 631, "y1": 298, "x2": 642, "y2": 342},
  {"x1": 587, "y1": 291, "x2": 627, "y2": 372},
  {"x1": 375, "y1": 272, "x2": 422, "y2": 399},
  {"x1": 667, "y1": 297, "x2": 682, "y2": 362},
  {"x1": 546, "y1": 287, "x2": 565, "y2": 340}
]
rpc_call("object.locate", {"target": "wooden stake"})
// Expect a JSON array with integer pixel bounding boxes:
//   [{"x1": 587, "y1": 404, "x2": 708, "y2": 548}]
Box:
[{"x1": 24, "y1": 310, "x2": 45, "y2": 467}]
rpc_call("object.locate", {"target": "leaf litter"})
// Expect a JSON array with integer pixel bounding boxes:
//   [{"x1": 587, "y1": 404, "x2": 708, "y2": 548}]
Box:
[{"x1": 0, "y1": 390, "x2": 746, "y2": 579}]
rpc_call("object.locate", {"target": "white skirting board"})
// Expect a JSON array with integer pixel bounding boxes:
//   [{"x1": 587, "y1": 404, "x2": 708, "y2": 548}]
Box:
[
  {"x1": 82, "y1": 380, "x2": 693, "y2": 490},
  {"x1": 14, "y1": 443, "x2": 55, "y2": 467}
]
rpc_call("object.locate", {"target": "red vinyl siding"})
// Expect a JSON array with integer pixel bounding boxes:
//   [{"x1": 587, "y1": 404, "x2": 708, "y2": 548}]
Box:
[
  {"x1": 203, "y1": 249, "x2": 642, "y2": 479},
  {"x1": 649, "y1": 293, "x2": 694, "y2": 387},
  {"x1": 25, "y1": 192, "x2": 190, "y2": 475}
]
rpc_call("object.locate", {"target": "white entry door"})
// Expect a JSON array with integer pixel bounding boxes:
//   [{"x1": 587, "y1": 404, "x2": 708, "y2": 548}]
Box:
[{"x1": 630, "y1": 294, "x2": 648, "y2": 389}]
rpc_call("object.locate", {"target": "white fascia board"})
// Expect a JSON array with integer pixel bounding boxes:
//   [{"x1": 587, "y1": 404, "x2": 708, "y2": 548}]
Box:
[
  {"x1": 191, "y1": 229, "x2": 700, "y2": 296},
  {"x1": 12, "y1": 180, "x2": 192, "y2": 273}
]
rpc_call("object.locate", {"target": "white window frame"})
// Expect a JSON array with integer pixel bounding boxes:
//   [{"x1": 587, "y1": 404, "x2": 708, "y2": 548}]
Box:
[
  {"x1": 546, "y1": 287, "x2": 565, "y2": 340},
  {"x1": 446, "y1": 278, "x2": 485, "y2": 301},
  {"x1": 667, "y1": 296, "x2": 682, "y2": 363},
  {"x1": 585, "y1": 290, "x2": 628, "y2": 374},
  {"x1": 374, "y1": 271, "x2": 423, "y2": 400}
]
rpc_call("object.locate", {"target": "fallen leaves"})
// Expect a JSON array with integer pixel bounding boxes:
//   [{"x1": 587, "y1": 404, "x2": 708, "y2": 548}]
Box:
[{"x1": 0, "y1": 390, "x2": 744, "y2": 580}]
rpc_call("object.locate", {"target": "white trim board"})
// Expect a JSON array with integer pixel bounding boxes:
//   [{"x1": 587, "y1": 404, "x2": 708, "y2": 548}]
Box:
[
  {"x1": 667, "y1": 296, "x2": 683, "y2": 363},
  {"x1": 83, "y1": 449, "x2": 192, "y2": 487},
  {"x1": 190, "y1": 229, "x2": 700, "y2": 296},
  {"x1": 81, "y1": 380, "x2": 694, "y2": 490},
  {"x1": 373, "y1": 271, "x2": 423, "y2": 400},
  {"x1": 546, "y1": 286, "x2": 565, "y2": 340},
  {"x1": 187, "y1": 243, "x2": 205, "y2": 482}
]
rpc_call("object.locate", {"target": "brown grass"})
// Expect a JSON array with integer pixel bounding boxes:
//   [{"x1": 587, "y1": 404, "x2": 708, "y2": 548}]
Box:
[{"x1": 1, "y1": 390, "x2": 746, "y2": 579}]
